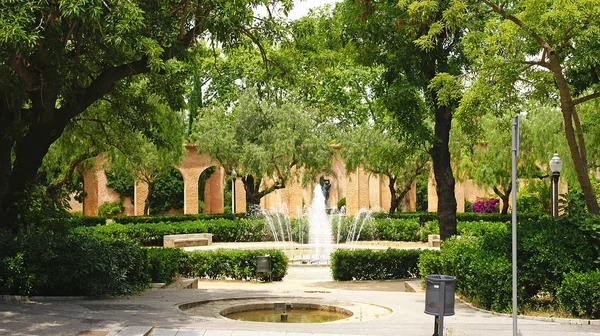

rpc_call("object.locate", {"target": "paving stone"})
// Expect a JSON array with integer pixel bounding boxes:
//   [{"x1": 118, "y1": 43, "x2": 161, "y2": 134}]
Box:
[
  {"x1": 175, "y1": 330, "x2": 207, "y2": 336},
  {"x1": 115, "y1": 326, "x2": 153, "y2": 336},
  {"x1": 231, "y1": 331, "x2": 260, "y2": 336},
  {"x1": 257, "y1": 332, "x2": 287, "y2": 336},
  {"x1": 204, "y1": 330, "x2": 233, "y2": 336},
  {"x1": 150, "y1": 328, "x2": 178, "y2": 336},
  {"x1": 77, "y1": 331, "x2": 110, "y2": 336}
]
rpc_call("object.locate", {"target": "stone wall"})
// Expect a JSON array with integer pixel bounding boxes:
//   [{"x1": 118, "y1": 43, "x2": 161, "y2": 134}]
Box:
[{"x1": 77, "y1": 146, "x2": 414, "y2": 217}]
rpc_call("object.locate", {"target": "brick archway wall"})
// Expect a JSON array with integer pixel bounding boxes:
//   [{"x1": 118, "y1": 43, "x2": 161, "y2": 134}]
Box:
[{"x1": 178, "y1": 144, "x2": 224, "y2": 214}]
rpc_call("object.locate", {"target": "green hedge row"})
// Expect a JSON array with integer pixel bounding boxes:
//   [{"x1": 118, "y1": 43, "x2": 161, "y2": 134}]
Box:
[
  {"x1": 373, "y1": 211, "x2": 535, "y2": 224},
  {"x1": 0, "y1": 229, "x2": 149, "y2": 296},
  {"x1": 113, "y1": 213, "x2": 243, "y2": 224},
  {"x1": 418, "y1": 217, "x2": 597, "y2": 315},
  {"x1": 146, "y1": 248, "x2": 288, "y2": 282},
  {"x1": 83, "y1": 217, "x2": 508, "y2": 247},
  {"x1": 85, "y1": 217, "x2": 433, "y2": 246},
  {"x1": 330, "y1": 248, "x2": 422, "y2": 281},
  {"x1": 81, "y1": 219, "x2": 272, "y2": 246},
  {"x1": 40, "y1": 215, "x2": 106, "y2": 229}
]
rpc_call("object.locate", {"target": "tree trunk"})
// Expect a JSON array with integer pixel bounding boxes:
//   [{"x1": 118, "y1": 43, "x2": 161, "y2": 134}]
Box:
[
  {"x1": 430, "y1": 105, "x2": 457, "y2": 240},
  {"x1": 242, "y1": 175, "x2": 262, "y2": 211},
  {"x1": 144, "y1": 181, "x2": 155, "y2": 215},
  {"x1": 388, "y1": 176, "x2": 399, "y2": 213},
  {"x1": 548, "y1": 53, "x2": 599, "y2": 214},
  {"x1": 0, "y1": 117, "x2": 67, "y2": 233},
  {"x1": 493, "y1": 185, "x2": 511, "y2": 215}
]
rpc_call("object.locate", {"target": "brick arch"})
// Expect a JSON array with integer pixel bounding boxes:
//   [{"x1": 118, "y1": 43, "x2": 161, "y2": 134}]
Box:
[{"x1": 177, "y1": 144, "x2": 224, "y2": 214}]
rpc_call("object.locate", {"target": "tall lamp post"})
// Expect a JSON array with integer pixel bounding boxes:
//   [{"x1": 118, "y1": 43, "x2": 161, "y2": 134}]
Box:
[
  {"x1": 231, "y1": 169, "x2": 237, "y2": 220},
  {"x1": 549, "y1": 153, "x2": 563, "y2": 218}
]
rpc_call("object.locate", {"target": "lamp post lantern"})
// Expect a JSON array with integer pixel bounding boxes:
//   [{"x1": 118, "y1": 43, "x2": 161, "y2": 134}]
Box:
[
  {"x1": 549, "y1": 153, "x2": 563, "y2": 218},
  {"x1": 231, "y1": 169, "x2": 237, "y2": 220}
]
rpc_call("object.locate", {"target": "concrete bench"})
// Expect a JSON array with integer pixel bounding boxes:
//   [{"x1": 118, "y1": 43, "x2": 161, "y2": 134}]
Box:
[
  {"x1": 163, "y1": 233, "x2": 213, "y2": 248},
  {"x1": 428, "y1": 234, "x2": 441, "y2": 248}
]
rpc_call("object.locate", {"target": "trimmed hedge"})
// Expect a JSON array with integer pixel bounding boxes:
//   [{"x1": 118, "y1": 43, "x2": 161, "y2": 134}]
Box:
[
  {"x1": 331, "y1": 248, "x2": 422, "y2": 281},
  {"x1": 113, "y1": 213, "x2": 243, "y2": 224},
  {"x1": 146, "y1": 248, "x2": 188, "y2": 284},
  {"x1": 0, "y1": 229, "x2": 149, "y2": 296},
  {"x1": 40, "y1": 215, "x2": 106, "y2": 229},
  {"x1": 418, "y1": 217, "x2": 597, "y2": 314},
  {"x1": 556, "y1": 270, "x2": 600, "y2": 319},
  {"x1": 80, "y1": 219, "x2": 271, "y2": 246},
  {"x1": 181, "y1": 249, "x2": 288, "y2": 281},
  {"x1": 373, "y1": 211, "x2": 535, "y2": 224}
]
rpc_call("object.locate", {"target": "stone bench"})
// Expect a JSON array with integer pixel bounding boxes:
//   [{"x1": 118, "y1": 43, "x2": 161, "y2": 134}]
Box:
[
  {"x1": 428, "y1": 234, "x2": 441, "y2": 248},
  {"x1": 163, "y1": 233, "x2": 213, "y2": 248}
]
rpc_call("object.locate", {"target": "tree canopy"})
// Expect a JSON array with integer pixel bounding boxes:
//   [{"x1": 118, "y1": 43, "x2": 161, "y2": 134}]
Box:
[
  {"x1": 454, "y1": 0, "x2": 600, "y2": 213},
  {"x1": 0, "y1": 0, "x2": 292, "y2": 232},
  {"x1": 191, "y1": 89, "x2": 335, "y2": 208}
]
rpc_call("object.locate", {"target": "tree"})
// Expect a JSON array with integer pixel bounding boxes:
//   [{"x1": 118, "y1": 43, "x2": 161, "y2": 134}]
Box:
[
  {"x1": 191, "y1": 89, "x2": 335, "y2": 209},
  {"x1": 455, "y1": 0, "x2": 600, "y2": 213},
  {"x1": 340, "y1": 123, "x2": 430, "y2": 213},
  {"x1": 0, "y1": 0, "x2": 292, "y2": 233},
  {"x1": 338, "y1": 0, "x2": 467, "y2": 239}
]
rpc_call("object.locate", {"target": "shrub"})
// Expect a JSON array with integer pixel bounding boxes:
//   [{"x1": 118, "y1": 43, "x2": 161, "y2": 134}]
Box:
[
  {"x1": 0, "y1": 229, "x2": 149, "y2": 296},
  {"x1": 418, "y1": 234, "x2": 512, "y2": 312},
  {"x1": 518, "y1": 217, "x2": 595, "y2": 299},
  {"x1": 464, "y1": 199, "x2": 473, "y2": 212},
  {"x1": 82, "y1": 219, "x2": 278, "y2": 246},
  {"x1": 98, "y1": 200, "x2": 125, "y2": 218},
  {"x1": 332, "y1": 216, "x2": 422, "y2": 243},
  {"x1": 557, "y1": 270, "x2": 600, "y2": 319},
  {"x1": 417, "y1": 249, "x2": 442, "y2": 276},
  {"x1": 112, "y1": 213, "x2": 239, "y2": 224},
  {"x1": 472, "y1": 197, "x2": 500, "y2": 213},
  {"x1": 417, "y1": 218, "x2": 596, "y2": 313},
  {"x1": 337, "y1": 197, "x2": 346, "y2": 209},
  {"x1": 517, "y1": 180, "x2": 551, "y2": 216},
  {"x1": 39, "y1": 215, "x2": 106, "y2": 231},
  {"x1": 146, "y1": 248, "x2": 188, "y2": 284},
  {"x1": 331, "y1": 248, "x2": 422, "y2": 281},
  {"x1": 181, "y1": 249, "x2": 288, "y2": 281},
  {"x1": 457, "y1": 220, "x2": 508, "y2": 237},
  {"x1": 376, "y1": 218, "x2": 421, "y2": 241}
]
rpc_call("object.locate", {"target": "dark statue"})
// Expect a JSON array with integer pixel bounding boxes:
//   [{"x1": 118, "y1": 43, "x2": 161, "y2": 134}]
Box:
[{"x1": 319, "y1": 176, "x2": 331, "y2": 207}]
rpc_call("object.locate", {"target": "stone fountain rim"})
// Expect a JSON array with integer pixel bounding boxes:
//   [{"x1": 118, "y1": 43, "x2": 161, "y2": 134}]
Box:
[{"x1": 178, "y1": 296, "x2": 394, "y2": 323}]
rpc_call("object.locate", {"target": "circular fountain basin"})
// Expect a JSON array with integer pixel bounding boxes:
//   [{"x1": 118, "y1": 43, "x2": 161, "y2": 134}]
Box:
[
  {"x1": 180, "y1": 297, "x2": 392, "y2": 323},
  {"x1": 221, "y1": 303, "x2": 352, "y2": 323}
]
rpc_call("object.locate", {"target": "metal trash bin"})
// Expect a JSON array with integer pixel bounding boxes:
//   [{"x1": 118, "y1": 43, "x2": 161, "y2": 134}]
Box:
[
  {"x1": 425, "y1": 274, "x2": 456, "y2": 316},
  {"x1": 256, "y1": 255, "x2": 272, "y2": 282}
]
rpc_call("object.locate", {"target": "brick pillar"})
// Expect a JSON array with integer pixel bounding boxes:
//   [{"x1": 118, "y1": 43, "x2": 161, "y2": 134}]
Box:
[
  {"x1": 455, "y1": 182, "x2": 465, "y2": 213},
  {"x1": 232, "y1": 178, "x2": 246, "y2": 215},
  {"x1": 82, "y1": 164, "x2": 99, "y2": 216},
  {"x1": 205, "y1": 167, "x2": 224, "y2": 213},
  {"x1": 427, "y1": 169, "x2": 438, "y2": 212},
  {"x1": 379, "y1": 176, "x2": 391, "y2": 213},
  {"x1": 182, "y1": 169, "x2": 202, "y2": 214},
  {"x1": 346, "y1": 165, "x2": 370, "y2": 216},
  {"x1": 134, "y1": 180, "x2": 148, "y2": 215}
]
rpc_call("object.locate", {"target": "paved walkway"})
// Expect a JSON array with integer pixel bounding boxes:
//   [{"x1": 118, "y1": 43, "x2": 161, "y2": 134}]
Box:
[{"x1": 1, "y1": 266, "x2": 599, "y2": 336}]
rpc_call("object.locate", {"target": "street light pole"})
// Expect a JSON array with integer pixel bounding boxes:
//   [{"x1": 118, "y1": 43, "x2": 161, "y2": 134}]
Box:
[
  {"x1": 231, "y1": 169, "x2": 237, "y2": 220},
  {"x1": 549, "y1": 153, "x2": 563, "y2": 218}
]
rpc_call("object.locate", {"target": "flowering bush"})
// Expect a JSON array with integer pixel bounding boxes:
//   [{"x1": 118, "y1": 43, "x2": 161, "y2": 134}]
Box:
[{"x1": 472, "y1": 197, "x2": 500, "y2": 213}]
